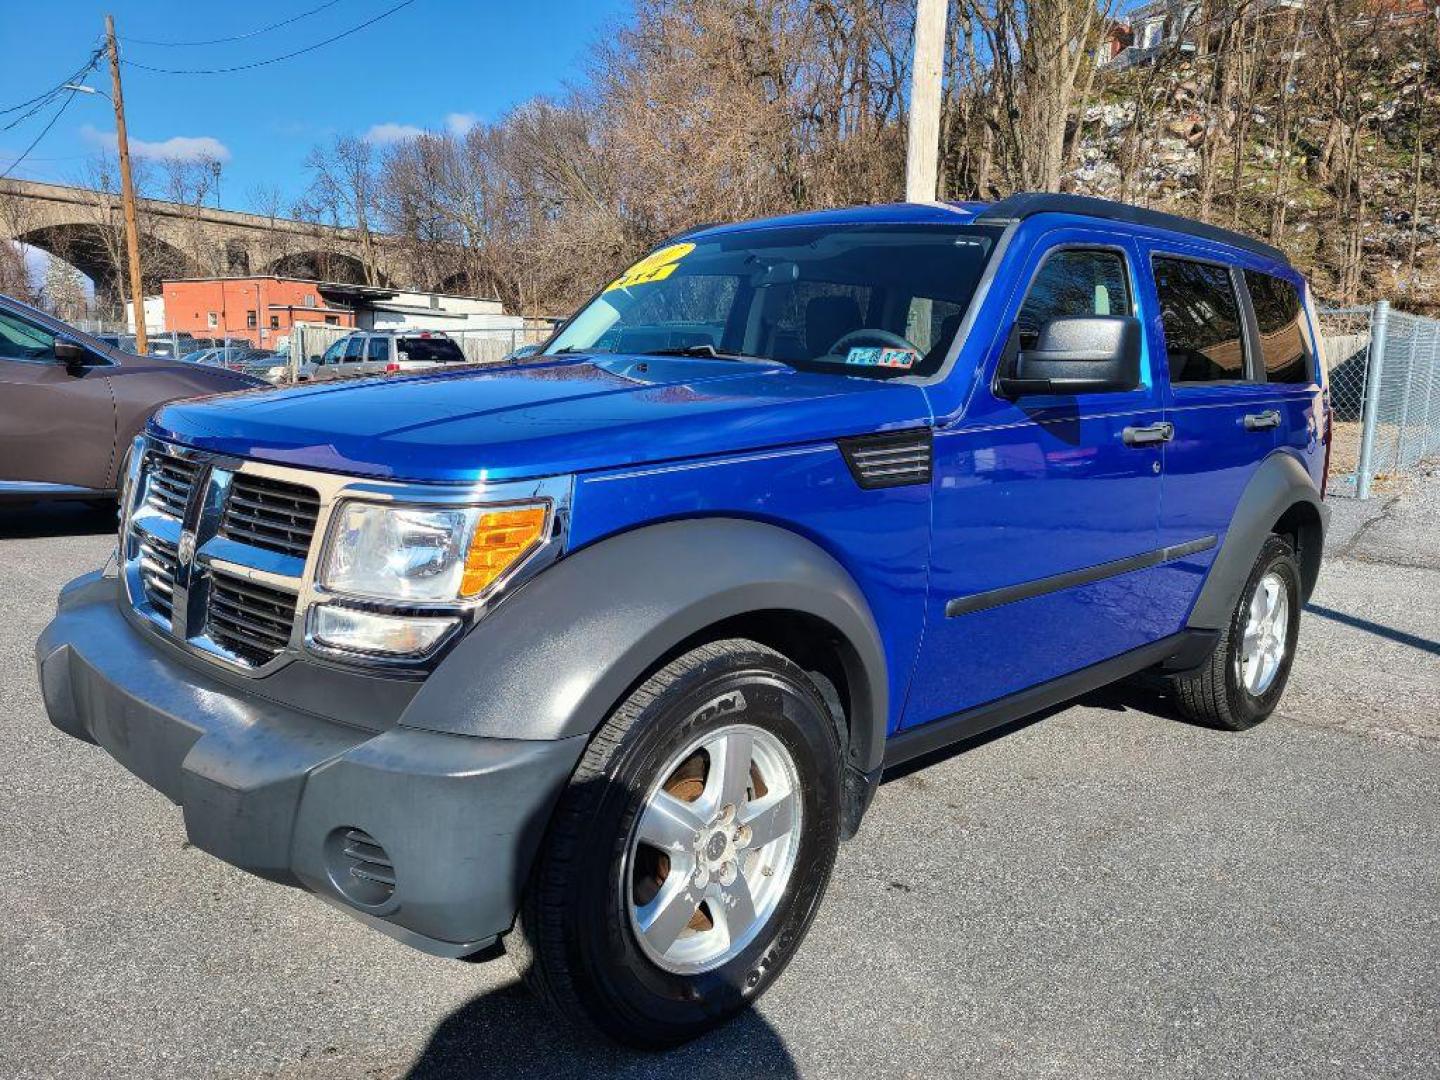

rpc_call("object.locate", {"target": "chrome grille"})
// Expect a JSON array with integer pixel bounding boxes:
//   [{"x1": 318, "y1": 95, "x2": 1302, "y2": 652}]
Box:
[
  {"x1": 137, "y1": 535, "x2": 179, "y2": 622},
  {"x1": 220, "y1": 474, "x2": 320, "y2": 559},
  {"x1": 145, "y1": 451, "x2": 201, "y2": 518},
  {"x1": 205, "y1": 571, "x2": 298, "y2": 666}
]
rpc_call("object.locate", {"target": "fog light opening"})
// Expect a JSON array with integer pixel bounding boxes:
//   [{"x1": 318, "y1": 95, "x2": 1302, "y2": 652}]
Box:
[{"x1": 325, "y1": 827, "x2": 397, "y2": 910}]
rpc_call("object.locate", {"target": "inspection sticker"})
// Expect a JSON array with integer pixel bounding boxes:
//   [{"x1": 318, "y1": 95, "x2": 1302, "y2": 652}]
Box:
[
  {"x1": 604, "y1": 242, "x2": 695, "y2": 293},
  {"x1": 844, "y1": 346, "x2": 918, "y2": 369}
]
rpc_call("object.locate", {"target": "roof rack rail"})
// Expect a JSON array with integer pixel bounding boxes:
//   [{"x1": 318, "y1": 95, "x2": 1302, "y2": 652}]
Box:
[{"x1": 974, "y1": 192, "x2": 1289, "y2": 265}]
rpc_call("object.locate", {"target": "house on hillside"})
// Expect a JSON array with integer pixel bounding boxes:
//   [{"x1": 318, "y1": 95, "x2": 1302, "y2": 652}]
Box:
[{"x1": 1103, "y1": 0, "x2": 1305, "y2": 68}]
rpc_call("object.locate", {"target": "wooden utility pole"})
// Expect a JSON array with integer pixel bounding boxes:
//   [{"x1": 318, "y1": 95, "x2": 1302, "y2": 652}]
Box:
[
  {"x1": 905, "y1": 0, "x2": 947, "y2": 202},
  {"x1": 105, "y1": 14, "x2": 147, "y2": 354}
]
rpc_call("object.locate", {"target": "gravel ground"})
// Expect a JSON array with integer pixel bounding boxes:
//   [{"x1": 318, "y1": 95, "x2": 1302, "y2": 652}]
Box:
[{"x1": 2, "y1": 487, "x2": 1436, "y2": 1080}]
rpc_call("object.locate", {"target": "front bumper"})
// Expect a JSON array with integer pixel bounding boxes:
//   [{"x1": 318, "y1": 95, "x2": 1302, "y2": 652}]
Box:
[{"x1": 36, "y1": 572, "x2": 585, "y2": 956}]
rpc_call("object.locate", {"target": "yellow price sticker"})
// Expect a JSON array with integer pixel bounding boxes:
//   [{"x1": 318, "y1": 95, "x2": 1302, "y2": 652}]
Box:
[{"x1": 604, "y1": 242, "x2": 695, "y2": 293}]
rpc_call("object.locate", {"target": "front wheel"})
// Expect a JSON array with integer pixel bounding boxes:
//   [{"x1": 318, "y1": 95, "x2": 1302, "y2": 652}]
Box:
[
  {"x1": 1168, "y1": 533, "x2": 1302, "y2": 730},
  {"x1": 505, "y1": 639, "x2": 843, "y2": 1047}
]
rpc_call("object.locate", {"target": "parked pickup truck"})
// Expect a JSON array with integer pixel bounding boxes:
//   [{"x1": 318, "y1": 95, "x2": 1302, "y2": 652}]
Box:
[{"x1": 37, "y1": 193, "x2": 1329, "y2": 1047}]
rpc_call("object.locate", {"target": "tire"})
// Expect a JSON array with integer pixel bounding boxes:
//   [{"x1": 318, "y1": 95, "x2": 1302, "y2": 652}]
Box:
[
  {"x1": 505, "y1": 638, "x2": 843, "y2": 1047},
  {"x1": 1168, "y1": 534, "x2": 1302, "y2": 730}
]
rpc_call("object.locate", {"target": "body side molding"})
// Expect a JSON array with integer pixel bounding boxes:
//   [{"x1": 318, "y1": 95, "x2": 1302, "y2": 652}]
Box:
[{"x1": 946, "y1": 536, "x2": 1216, "y2": 618}]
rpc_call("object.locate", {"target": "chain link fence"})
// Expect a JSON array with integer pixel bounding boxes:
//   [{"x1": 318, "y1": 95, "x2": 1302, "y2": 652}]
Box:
[
  {"x1": 287, "y1": 323, "x2": 553, "y2": 381},
  {"x1": 1317, "y1": 302, "x2": 1440, "y2": 498}
]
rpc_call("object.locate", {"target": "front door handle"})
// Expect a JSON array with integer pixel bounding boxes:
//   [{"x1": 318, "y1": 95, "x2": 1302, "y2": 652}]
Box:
[
  {"x1": 1123, "y1": 422, "x2": 1174, "y2": 446},
  {"x1": 1244, "y1": 409, "x2": 1281, "y2": 431}
]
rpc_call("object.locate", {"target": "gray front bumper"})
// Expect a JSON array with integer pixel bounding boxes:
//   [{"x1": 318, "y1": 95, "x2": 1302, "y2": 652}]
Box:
[{"x1": 36, "y1": 573, "x2": 585, "y2": 956}]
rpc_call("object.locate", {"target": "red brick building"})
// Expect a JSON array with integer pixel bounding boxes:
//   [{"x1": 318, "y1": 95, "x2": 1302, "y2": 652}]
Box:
[{"x1": 162, "y1": 277, "x2": 355, "y2": 347}]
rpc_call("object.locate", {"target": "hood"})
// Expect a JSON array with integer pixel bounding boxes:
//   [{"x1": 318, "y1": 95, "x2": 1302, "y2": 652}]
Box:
[{"x1": 150, "y1": 354, "x2": 933, "y2": 483}]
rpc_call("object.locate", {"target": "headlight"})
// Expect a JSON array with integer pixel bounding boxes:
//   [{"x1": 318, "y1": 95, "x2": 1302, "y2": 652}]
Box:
[{"x1": 320, "y1": 500, "x2": 549, "y2": 603}]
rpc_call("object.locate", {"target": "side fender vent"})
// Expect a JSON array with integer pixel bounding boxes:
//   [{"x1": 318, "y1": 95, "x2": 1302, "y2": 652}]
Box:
[{"x1": 837, "y1": 429, "x2": 933, "y2": 489}]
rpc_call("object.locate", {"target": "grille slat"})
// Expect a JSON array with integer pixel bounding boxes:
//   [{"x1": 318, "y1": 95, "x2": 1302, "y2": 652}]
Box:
[
  {"x1": 220, "y1": 474, "x2": 319, "y2": 559},
  {"x1": 206, "y1": 571, "x2": 298, "y2": 665},
  {"x1": 144, "y1": 452, "x2": 200, "y2": 518},
  {"x1": 137, "y1": 536, "x2": 179, "y2": 621}
]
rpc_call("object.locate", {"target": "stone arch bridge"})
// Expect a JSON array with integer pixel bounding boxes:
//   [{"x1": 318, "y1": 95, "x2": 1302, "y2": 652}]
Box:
[{"x1": 0, "y1": 178, "x2": 432, "y2": 307}]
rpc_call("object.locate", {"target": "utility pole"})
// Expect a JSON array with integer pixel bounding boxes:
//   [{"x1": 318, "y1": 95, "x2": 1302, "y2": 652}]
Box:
[
  {"x1": 105, "y1": 14, "x2": 147, "y2": 354},
  {"x1": 905, "y1": 0, "x2": 947, "y2": 203}
]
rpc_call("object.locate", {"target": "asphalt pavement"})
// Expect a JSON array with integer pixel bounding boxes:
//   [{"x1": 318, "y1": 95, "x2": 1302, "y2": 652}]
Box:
[{"x1": 2, "y1": 485, "x2": 1436, "y2": 1080}]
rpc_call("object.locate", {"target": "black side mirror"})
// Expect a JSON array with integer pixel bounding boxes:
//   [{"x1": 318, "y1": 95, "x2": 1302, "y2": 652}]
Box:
[
  {"x1": 997, "y1": 316, "x2": 1142, "y2": 398},
  {"x1": 53, "y1": 339, "x2": 89, "y2": 373}
]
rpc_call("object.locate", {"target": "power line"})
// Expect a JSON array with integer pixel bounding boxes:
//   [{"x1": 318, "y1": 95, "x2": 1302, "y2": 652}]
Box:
[
  {"x1": 122, "y1": 0, "x2": 345, "y2": 47},
  {"x1": 0, "y1": 89, "x2": 81, "y2": 182},
  {"x1": 123, "y1": 0, "x2": 419, "y2": 74},
  {"x1": 0, "y1": 47, "x2": 104, "y2": 119}
]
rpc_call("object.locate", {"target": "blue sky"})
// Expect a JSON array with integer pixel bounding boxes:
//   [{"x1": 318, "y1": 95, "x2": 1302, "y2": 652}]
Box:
[{"x1": 1, "y1": 0, "x2": 629, "y2": 212}]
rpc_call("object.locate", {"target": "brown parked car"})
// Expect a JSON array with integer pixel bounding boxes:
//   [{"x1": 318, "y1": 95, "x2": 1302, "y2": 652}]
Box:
[{"x1": 0, "y1": 294, "x2": 265, "y2": 503}]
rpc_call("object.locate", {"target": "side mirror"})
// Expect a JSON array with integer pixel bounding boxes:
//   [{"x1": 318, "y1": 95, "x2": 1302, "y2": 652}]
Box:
[
  {"x1": 53, "y1": 339, "x2": 89, "y2": 372},
  {"x1": 997, "y1": 316, "x2": 1142, "y2": 398}
]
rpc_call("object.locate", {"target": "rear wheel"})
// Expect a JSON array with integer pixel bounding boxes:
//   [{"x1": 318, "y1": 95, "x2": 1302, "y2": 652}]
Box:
[
  {"x1": 1168, "y1": 534, "x2": 1301, "y2": 730},
  {"x1": 506, "y1": 639, "x2": 842, "y2": 1047}
]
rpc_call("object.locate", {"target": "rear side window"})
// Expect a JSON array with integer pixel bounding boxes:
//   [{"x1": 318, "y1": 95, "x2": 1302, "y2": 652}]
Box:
[
  {"x1": 366, "y1": 337, "x2": 391, "y2": 362},
  {"x1": 1244, "y1": 270, "x2": 1312, "y2": 384},
  {"x1": 1153, "y1": 257, "x2": 1248, "y2": 384},
  {"x1": 397, "y1": 337, "x2": 465, "y2": 363},
  {"x1": 1017, "y1": 249, "x2": 1131, "y2": 348}
]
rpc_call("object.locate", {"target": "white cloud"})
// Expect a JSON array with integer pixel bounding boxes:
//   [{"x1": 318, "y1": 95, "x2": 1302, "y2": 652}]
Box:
[
  {"x1": 365, "y1": 122, "x2": 425, "y2": 145},
  {"x1": 445, "y1": 112, "x2": 479, "y2": 136},
  {"x1": 81, "y1": 124, "x2": 230, "y2": 163}
]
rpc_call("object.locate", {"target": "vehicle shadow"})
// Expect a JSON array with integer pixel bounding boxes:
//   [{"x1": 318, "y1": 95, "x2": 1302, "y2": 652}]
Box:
[
  {"x1": 406, "y1": 978, "x2": 799, "y2": 1079},
  {"x1": 881, "y1": 676, "x2": 1189, "y2": 783},
  {"x1": 0, "y1": 500, "x2": 117, "y2": 539}
]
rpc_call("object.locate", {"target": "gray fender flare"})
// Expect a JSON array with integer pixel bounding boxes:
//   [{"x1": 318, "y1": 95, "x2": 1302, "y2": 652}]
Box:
[
  {"x1": 400, "y1": 518, "x2": 890, "y2": 774},
  {"x1": 1187, "y1": 451, "x2": 1329, "y2": 630}
]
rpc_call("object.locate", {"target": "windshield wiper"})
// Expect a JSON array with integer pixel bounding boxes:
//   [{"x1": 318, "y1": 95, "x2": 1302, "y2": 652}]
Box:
[{"x1": 640, "y1": 344, "x2": 782, "y2": 365}]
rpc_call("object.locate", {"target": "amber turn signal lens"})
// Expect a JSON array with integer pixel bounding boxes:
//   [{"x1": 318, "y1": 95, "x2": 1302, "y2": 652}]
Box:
[{"x1": 460, "y1": 505, "x2": 548, "y2": 597}]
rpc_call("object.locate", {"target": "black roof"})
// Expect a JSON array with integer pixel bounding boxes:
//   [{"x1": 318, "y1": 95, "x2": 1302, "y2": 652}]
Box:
[{"x1": 974, "y1": 193, "x2": 1289, "y2": 265}]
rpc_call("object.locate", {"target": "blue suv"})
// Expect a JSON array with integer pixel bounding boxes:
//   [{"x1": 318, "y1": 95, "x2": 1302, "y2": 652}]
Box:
[{"x1": 37, "y1": 193, "x2": 1329, "y2": 1046}]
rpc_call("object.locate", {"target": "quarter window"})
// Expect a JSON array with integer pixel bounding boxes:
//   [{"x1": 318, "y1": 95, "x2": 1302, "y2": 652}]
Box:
[
  {"x1": 1153, "y1": 257, "x2": 1248, "y2": 384},
  {"x1": 366, "y1": 337, "x2": 391, "y2": 362},
  {"x1": 1244, "y1": 270, "x2": 1312, "y2": 384},
  {"x1": 1017, "y1": 248, "x2": 1131, "y2": 348}
]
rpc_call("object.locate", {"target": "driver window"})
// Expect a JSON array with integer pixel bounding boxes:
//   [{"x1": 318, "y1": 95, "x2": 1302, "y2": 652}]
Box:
[
  {"x1": 343, "y1": 336, "x2": 365, "y2": 363},
  {"x1": 319, "y1": 340, "x2": 345, "y2": 366},
  {"x1": 1017, "y1": 248, "x2": 1132, "y2": 349},
  {"x1": 0, "y1": 310, "x2": 58, "y2": 363}
]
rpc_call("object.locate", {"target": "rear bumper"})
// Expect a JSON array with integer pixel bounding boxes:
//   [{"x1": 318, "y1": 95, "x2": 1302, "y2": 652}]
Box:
[{"x1": 36, "y1": 573, "x2": 585, "y2": 956}]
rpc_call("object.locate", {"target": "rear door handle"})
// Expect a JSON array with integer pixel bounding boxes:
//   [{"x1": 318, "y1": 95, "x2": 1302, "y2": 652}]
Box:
[
  {"x1": 1123, "y1": 422, "x2": 1174, "y2": 446},
  {"x1": 1244, "y1": 410, "x2": 1281, "y2": 431}
]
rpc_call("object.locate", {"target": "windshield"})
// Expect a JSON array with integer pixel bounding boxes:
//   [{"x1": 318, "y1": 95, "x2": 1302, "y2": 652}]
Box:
[{"x1": 548, "y1": 223, "x2": 999, "y2": 378}]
